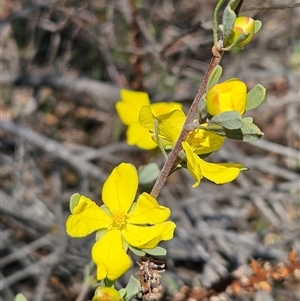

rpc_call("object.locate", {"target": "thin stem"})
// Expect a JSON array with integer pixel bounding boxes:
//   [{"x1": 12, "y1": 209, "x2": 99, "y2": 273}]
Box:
[
  {"x1": 154, "y1": 118, "x2": 168, "y2": 160},
  {"x1": 213, "y1": 0, "x2": 226, "y2": 45},
  {"x1": 150, "y1": 47, "x2": 223, "y2": 199}
]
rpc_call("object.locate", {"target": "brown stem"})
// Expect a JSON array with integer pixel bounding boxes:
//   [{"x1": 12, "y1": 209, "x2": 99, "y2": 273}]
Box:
[{"x1": 150, "y1": 46, "x2": 223, "y2": 199}]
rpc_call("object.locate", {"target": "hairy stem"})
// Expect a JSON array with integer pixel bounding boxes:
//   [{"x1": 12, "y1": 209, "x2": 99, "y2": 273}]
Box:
[{"x1": 150, "y1": 47, "x2": 223, "y2": 199}]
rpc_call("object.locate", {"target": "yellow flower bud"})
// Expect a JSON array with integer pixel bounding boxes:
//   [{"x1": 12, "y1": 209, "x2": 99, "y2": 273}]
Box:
[
  {"x1": 206, "y1": 79, "x2": 247, "y2": 116},
  {"x1": 92, "y1": 287, "x2": 123, "y2": 301},
  {"x1": 227, "y1": 16, "x2": 255, "y2": 48}
]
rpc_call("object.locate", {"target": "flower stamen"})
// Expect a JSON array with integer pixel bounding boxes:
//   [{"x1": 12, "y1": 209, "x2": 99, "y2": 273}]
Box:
[{"x1": 110, "y1": 211, "x2": 127, "y2": 230}]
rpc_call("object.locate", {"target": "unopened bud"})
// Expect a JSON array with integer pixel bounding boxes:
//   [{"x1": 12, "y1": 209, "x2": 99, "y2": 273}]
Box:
[
  {"x1": 206, "y1": 79, "x2": 247, "y2": 116},
  {"x1": 92, "y1": 287, "x2": 123, "y2": 301},
  {"x1": 226, "y1": 16, "x2": 255, "y2": 48}
]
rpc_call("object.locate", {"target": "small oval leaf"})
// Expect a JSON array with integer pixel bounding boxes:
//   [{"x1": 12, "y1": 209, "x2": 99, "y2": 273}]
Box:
[
  {"x1": 69, "y1": 193, "x2": 80, "y2": 213},
  {"x1": 124, "y1": 276, "x2": 142, "y2": 301},
  {"x1": 128, "y1": 245, "x2": 145, "y2": 256},
  {"x1": 206, "y1": 65, "x2": 223, "y2": 91},
  {"x1": 246, "y1": 84, "x2": 266, "y2": 111},
  {"x1": 14, "y1": 294, "x2": 28, "y2": 301},
  {"x1": 138, "y1": 163, "x2": 160, "y2": 185},
  {"x1": 142, "y1": 246, "x2": 167, "y2": 256},
  {"x1": 210, "y1": 111, "x2": 243, "y2": 130},
  {"x1": 254, "y1": 20, "x2": 262, "y2": 33}
]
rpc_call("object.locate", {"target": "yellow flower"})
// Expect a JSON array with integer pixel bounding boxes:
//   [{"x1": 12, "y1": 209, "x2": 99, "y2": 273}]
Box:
[
  {"x1": 66, "y1": 163, "x2": 175, "y2": 280},
  {"x1": 182, "y1": 142, "x2": 245, "y2": 188},
  {"x1": 139, "y1": 105, "x2": 186, "y2": 149},
  {"x1": 226, "y1": 16, "x2": 255, "y2": 48},
  {"x1": 92, "y1": 287, "x2": 123, "y2": 301},
  {"x1": 206, "y1": 79, "x2": 247, "y2": 116},
  {"x1": 140, "y1": 106, "x2": 245, "y2": 187},
  {"x1": 115, "y1": 89, "x2": 182, "y2": 150}
]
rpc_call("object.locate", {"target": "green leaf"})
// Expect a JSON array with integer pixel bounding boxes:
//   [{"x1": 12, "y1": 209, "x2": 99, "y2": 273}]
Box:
[
  {"x1": 138, "y1": 163, "x2": 160, "y2": 185},
  {"x1": 243, "y1": 116, "x2": 253, "y2": 123},
  {"x1": 246, "y1": 84, "x2": 266, "y2": 111},
  {"x1": 123, "y1": 276, "x2": 141, "y2": 301},
  {"x1": 69, "y1": 193, "x2": 80, "y2": 213},
  {"x1": 142, "y1": 246, "x2": 167, "y2": 256},
  {"x1": 227, "y1": 0, "x2": 242, "y2": 11},
  {"x1": 222, "y1": 0, "x2": 241, "y2": 43},
  {"x1": 226, "y1": 121, "x2": 264, "y2": 141},
  {"x1": 128, "y1": 245, "x2": 145, "y2": 256},
  {"x1": 14, "y1": 294, "x2": 27, "y2": 301},
  {"x1": 210, "y1": 111, "x2": 243, "y2": 130},
  {"x1": 222, "y1": 32, "x2": 250, "y2": 51},
  {"x1": 95, "y1": 229, "x2": 108, "y2": 242},
  {"x1": 198, "y1": 96, "x2": 207, "y2": 114},
  {"x1": 206, "y1": 65, "x2": 223, "y2": 91},
  {"x1": 202, "y1": 119, "x2": 263, "y2": 141},
  {"x1": 119, "y1": 288, "x2": 127, "y2": 299},
  {"x1": 254, "y1": 20, "x2": 262, "y2": 33},
  {"x1": 198, "y1": 124, "x2": 227, "y2": 136}
]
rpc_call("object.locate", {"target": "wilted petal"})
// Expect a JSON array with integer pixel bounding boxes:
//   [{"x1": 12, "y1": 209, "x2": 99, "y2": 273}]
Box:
[
  {"x1": 92, "y1": 230, "x2": 131, "y2": 280},
  {"x1": 66, "y1": 195, "x2": 110, "y2": 237},
  {"x1": 102, "y1": 163, "x2": 138, "y2": 213},
  {"x1": 127, "y1": 192, "x2": 170, "y2": 224},
  {"x1": 122, "y1": 221, "x2": 176, "y2": 249}
]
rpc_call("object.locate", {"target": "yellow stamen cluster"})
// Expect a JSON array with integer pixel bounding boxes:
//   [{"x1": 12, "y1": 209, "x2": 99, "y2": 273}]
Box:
[{"x1": 110, "y1": 211, "x2": 127, "y2": 230}]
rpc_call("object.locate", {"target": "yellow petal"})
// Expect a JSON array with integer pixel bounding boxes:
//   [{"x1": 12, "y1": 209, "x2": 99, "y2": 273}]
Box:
[
  {"x1": 102, "y1": 163, "x2": 138, "y2": 214},
  {"x1": 151, "y1": 102, "x2": 182, "y2": 116},
  {"x1": 92, "y1": 230, "x2": 131, "y2": 280},
  {"x1": 187, "y1": 125, "x2": 224, "y2": 154},
  {"x1": 139, "y1": 105, "x2": 155, "y2": 132},
  {"x1": 122, "y1": 221, "x2": 176, "y2": 249},
  {"x1": 127, "y1": 192, "x2": 170, "y2": 224},
  {"x1": 206, "y1": 79, "x2": 247, "y2": 116},
  {"x1": 199, "y1": 160, "x2": 244, "y2": 184},
  {"x1": 156, "y1": 109, "x2": 186, "y2": 145},
  {"x1": 139, "y1": 106, "x2": 186, "y2": 148},
  {"x1": 115, "y1": 90, "x2": 150, "y2": 126},
  {"x1": 126, "y1": 122, "x2": 157, "y2": 150},
  {"x1": 66, "y1": 195, "x2": 110, "y2": 237},
  {"x1": 182, "y1": 142, "x2": 203, "y2": 187}
]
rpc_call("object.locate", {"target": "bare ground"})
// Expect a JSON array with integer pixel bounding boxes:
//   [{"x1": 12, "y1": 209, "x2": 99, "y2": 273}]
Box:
[{"x1": 0, "y1": 1, "x2": 299, "y2": 300}]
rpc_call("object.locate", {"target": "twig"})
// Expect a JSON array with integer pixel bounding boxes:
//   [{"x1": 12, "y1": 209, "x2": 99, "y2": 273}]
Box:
[
  {"x1": 70, "y1": 142, "x2": 134, "y2": 161},
  {"x1": 0, "y1": 189, "x2": 52, "y2": 230},
  {"x1": 33, "y1": 170, "x2": 68, "y2": 301},
  {"x1": 0, "y1": 119, "x2": 107, "y2": 181},
  {"x1": 1, "y1": 252, "x2": 62, "y2": 290},
  {"x1": 219, "y1": 145, "x2": 299, "y2": 181},
  {"x1": 150, "y1": 48, "x2": 223, "y2": 198},
  {"x1": 0, "y1": 233, "x2": 54, "y2": 268},
  {"x1": 247, "y1": 139, "x2": 300, "y2": 160},
  {"x1": 75, "y1": 282, "x2": 92, "y2": 301}
]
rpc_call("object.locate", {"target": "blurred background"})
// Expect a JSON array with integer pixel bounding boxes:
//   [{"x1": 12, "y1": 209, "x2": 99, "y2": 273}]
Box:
[{"x1": 1, "y1": 0, "x2": 299, "y2": 300}]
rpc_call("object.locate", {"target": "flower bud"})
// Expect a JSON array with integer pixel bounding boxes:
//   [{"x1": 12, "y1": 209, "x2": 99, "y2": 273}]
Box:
[
  {"x1": 92, "y1": 287, "x2": 123, "y2": 301},
  {"x1": 206, "y1": 79, "x2": 247, "y2": 116},
  {"x1": 226, "y1": 16, "x2": 255, "y2": 48}
]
